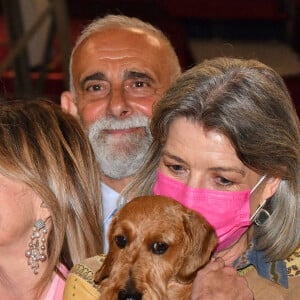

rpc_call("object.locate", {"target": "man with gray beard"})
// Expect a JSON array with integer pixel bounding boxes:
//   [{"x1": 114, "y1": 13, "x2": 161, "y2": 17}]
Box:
[
  {"x1": 61, "y1": 15, "x2": 181, "y2": 252},
  {"x1": 88, "y1": 114, "x2": 152, "y2": 180}
]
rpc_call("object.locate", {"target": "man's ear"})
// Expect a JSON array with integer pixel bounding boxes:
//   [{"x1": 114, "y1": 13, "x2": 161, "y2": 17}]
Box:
[
  {"x1": 61, "y1": 91, "x2": 78, "y2": 117},
  {"x1": 261, "y1": 177, "x2": 281, "y2": 202}
]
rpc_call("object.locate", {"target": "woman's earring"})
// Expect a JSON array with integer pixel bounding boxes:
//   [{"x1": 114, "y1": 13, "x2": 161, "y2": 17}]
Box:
[
  {"x1": 254, "y1": 209, "x2": 270, "y2": 226},
  {"x1": 251, "y1": 198, "x2": 271, "y2": 226},
  {"x1": 25, "y1": 219, "x2": 48, "y2": 274}
]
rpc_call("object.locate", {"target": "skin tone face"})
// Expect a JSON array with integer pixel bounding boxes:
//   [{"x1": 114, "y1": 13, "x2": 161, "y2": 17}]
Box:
[
  {"x1": 0, "y1": 174, "x2": 44, "y2": 250},
  {"x1": 61, "y1": 27, "x2": 176, "y2": 191},
  {"x1": 69, "y1": 28, "x2": 174, "y2": 127},
  {"x1": 0, "y1": 174, "x2": 50, "y2": 298},
  {"x1": 158, "y1": 117, "x2": 279, "y2": 265}
]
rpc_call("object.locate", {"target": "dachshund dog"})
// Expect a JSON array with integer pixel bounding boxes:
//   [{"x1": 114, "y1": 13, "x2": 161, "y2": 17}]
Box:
[{"x1": 95, "y1": 195, "x2": 217, "y2": 300}]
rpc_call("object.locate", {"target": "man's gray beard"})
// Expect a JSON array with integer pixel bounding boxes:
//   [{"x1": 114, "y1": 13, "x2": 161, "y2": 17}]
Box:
[{"x1": 88, "y1": 115, "x2": 152, "y2": 180}]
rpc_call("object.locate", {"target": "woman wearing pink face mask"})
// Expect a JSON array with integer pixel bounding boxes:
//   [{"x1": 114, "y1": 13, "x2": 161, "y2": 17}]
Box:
[{"x1": 124, "y1": 57, "x2": 300, "y2": 299}]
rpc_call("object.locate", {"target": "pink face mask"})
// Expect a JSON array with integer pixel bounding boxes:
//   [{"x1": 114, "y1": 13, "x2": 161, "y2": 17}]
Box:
[{"x1": 153, "y1": 170, "x2": 265, "y2": 252}]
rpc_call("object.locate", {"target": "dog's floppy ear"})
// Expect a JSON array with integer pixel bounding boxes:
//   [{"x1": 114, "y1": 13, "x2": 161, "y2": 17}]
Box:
[
  {"x1": 94, "y1": 250, "x2": 114, "y2": 284},
  {"x1": 94, "y1": 216, "x2": 118, "y2": 284},
  {"x1": 175, "y1": 209, "x2": 218, "y2": 284}
]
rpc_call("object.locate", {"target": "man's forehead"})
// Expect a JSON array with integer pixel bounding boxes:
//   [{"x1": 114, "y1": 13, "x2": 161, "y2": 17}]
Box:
[
  {"x1": 79, "y1": 27, "x2": 163, "y2": 52},
  {"x1": 126, "y1": 27, "x2": 162, "y2": 47},
  {"x1": 72, "y1": 27, "x2": 173, "y2": 88}
]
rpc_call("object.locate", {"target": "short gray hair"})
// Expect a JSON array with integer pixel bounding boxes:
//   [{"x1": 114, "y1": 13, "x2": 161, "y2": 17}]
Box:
[{"x1": 69, "y1": 14, "x2": 181, "y2": 94}]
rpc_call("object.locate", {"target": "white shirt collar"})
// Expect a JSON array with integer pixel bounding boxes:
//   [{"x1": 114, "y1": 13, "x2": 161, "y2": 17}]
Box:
[
  {"x1": 101, "y1": 182, "x2": 120, "y2": 222},
  {"x1": 101, "y1": 182, "x2": 122, "y2": 253}
]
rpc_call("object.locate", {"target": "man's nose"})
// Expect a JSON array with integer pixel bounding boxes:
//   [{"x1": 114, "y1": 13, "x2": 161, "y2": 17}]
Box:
[{"x1": 107, "y1": 88, "x2": 132, "y2": 118}]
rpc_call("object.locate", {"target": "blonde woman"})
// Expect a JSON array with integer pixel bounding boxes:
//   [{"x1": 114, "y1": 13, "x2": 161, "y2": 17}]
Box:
[{"x1": 0, "y1": 99, "x2": 103, "y2": 299}]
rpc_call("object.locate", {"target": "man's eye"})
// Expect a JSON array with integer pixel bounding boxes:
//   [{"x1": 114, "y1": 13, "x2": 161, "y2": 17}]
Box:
[
  {"x1": 83, "y1": 81, "x2": 110, "y2": 97},
  {"x1": 124, "y1": 79, "x2": 155, "y2": 97},
  {"x1": 86, "y1": 84, "x2": 103, "y2": 92},
  {"x1": 134, "y1": 81, "x2": 148, "y2": 88}
]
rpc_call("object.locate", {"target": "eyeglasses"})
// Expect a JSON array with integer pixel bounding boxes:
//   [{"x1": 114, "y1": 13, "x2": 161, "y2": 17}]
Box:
[{"x1": 80, "y1": 78, "x2": 157, "y2": 100}]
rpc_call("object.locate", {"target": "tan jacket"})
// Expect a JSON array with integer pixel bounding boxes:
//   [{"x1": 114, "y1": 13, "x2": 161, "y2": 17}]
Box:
[
  {"x1": 63, "y1": 254, "x2": 300, "y2": 299},
  {"x1": 244, "y1": 266, "x2": 300, "y2": 300}
]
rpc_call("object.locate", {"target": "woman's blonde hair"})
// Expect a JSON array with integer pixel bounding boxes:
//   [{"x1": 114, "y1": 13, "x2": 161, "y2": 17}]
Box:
[
  {"x1": 124, "y1": 57, "x2": 300, "y2": 261},
  {"x1": 0, "y1": 99, "x2": 102, "y2": 294}
]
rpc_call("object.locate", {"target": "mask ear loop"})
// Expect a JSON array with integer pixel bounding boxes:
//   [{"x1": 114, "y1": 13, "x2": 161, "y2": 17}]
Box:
[{"x1": 250, "y1": 175, "x2": 271, "y2": 225}]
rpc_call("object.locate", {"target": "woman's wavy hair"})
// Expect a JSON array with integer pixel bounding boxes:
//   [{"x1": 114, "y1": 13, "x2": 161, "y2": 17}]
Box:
[
  {"x1": 0, "y1": 99, "x2": 103, "y2": 294},
  {"x1": 124, "y1": 57, "x2": 300, "y2": 261}
]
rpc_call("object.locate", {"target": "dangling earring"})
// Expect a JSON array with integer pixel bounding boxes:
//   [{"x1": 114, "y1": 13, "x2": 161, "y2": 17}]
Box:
[
  {"x1": 250, "y1": 196, "x2": 271, "y2": 226},
  {"x1": 254, "y1": 208, "x2": 270, "y2": 226},
  {"x1": 25, "y1": 219, "x2": 48, "y2": 274}
]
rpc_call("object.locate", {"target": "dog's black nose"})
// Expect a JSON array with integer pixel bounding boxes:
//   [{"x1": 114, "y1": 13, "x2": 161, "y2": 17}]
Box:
[{"x1": 118, "y1": 289, "x2": 142, "y2": 300}]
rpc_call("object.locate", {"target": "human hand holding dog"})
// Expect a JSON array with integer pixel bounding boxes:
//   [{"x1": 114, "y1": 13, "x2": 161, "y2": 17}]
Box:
[{"x1": 191, "y1": 257, "x2": 254, "y2": 300}]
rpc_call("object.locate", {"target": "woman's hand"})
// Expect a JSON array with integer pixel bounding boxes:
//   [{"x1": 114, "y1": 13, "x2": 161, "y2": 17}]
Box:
[{"x1": 191, "y1": 257, "x2": 254, "y2": 300}]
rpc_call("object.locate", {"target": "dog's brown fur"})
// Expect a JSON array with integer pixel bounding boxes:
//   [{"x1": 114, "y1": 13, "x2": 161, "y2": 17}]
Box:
[{"x1": 95, "y1": 195, "x2": 217, "y2": 300}]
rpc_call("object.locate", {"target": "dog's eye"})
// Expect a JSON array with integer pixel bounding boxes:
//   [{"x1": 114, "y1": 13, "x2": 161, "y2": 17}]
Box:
[
  {"x1": 114, "y1": 235, "x2": 127, "y2": 249},
  {"x1": 151, "y1": 242, "x2": 169, "y2": 255}
]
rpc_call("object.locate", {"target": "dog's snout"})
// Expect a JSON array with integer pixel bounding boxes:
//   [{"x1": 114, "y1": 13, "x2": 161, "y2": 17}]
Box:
[{"x1": 118, "y1": 289, "x2": 143, "y2": 300}]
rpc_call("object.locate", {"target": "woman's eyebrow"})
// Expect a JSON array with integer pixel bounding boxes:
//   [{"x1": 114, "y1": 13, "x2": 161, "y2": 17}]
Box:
[
  {"x1": 208, "y1": 167, "x2": 246, "y2": 176},
  {"x1": 162, "y1": 150, "x2": 246, "y2": 176},
  {"x1": 161, "y1": 150, "x2": 186, "y2": 164}
]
